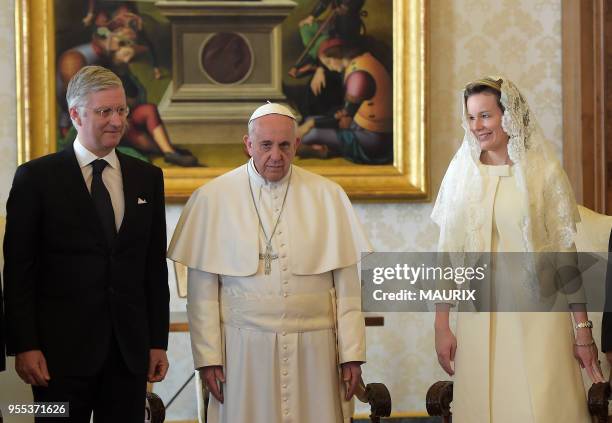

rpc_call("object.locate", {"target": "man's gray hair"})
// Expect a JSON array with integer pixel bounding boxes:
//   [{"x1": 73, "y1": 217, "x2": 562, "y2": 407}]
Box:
[{"x1": 66, "y1": 66, "x2": 123, "y2": 110}]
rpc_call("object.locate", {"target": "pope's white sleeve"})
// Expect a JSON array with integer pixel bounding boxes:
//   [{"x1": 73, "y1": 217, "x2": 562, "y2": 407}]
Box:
[
  {"x1": 187, "y1": 267, "x2": 223, "y2": 369},
  {"x1": 333, "y1": 264, "x2": 366, "y2": 364}
]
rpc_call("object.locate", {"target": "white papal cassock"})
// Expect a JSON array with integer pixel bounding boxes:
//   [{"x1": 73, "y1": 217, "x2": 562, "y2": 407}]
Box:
[{"x1": 168, "y1": 160, "x2": 371, "y2": 423}]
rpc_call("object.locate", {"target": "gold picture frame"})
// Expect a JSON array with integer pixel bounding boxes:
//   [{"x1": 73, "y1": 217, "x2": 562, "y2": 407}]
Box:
[{"x1": 15, "y1": 0, "x2": 428, "y2": 202}]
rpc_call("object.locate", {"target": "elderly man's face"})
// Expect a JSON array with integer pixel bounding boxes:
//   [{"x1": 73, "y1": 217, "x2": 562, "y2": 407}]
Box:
[{"x1": 243, "y1": 114, "x2": 300, "y2": 182}]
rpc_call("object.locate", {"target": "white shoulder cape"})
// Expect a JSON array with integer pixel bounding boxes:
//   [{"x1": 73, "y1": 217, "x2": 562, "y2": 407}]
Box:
[{"x1": 168, "y1": 164, "x2": 372, "y2": 276}]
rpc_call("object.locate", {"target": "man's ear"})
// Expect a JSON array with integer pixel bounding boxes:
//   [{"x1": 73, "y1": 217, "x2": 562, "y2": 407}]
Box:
[
  {"x1": 243, "y1": 134, "x2": 253, "y2": 157},
  {"x1": 69, "y1": 107, "x2": 82, "y2": 127}
]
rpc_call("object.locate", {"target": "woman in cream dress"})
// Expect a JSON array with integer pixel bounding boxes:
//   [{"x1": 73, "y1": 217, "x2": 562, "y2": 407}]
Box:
[{"x1": 431, "y1": 77, "x2": 604, "y2": 422}]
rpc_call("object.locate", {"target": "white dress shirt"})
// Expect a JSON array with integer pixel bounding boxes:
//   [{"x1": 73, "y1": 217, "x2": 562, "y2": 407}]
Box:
[{"x1": 73, "y1": 138, "x2": 125, "y2": 231}]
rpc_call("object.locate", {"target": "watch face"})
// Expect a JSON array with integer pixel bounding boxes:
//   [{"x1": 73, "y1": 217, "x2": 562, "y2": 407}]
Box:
[{"x1": 201, "y1": 32, "x2": 253, "y2": 84}]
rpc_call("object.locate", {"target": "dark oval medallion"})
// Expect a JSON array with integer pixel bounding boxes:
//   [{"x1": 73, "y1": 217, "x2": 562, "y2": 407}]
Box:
[{"x1": 201, "y1": 32, "x2": 253, "y2": 84}]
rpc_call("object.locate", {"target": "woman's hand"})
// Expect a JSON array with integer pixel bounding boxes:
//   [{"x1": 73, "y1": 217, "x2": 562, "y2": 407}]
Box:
[
  {"x1": 435, "y1": 325, "x2": 457, "y2": 376},
  {"x1": 574, "y1": 330, "x2": 605, "y2": 383}
]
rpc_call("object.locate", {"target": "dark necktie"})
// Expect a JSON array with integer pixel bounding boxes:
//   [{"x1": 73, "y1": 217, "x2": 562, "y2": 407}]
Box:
[{"x1": 90, "y1": 159, "x2": 116, "y2": 245}]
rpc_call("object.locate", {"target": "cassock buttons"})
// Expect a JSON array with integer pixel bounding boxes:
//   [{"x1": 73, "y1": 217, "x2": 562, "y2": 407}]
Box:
[{"x1": 283, "y1": 293, "x2": 288, "y2": 298}]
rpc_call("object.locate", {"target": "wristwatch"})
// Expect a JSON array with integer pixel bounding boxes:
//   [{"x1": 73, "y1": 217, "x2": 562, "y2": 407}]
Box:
[{"x1": 575, "y1": 320, "x2": 593, "y2": 329}]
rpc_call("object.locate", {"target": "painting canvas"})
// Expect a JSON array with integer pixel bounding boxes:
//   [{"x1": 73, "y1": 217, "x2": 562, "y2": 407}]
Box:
[
  {"x1": 53, "y1": 0, "x2": 187, "y2": 165},
  {"x1": 16, "y1": 0, "x2": 427, "y2": 200}
]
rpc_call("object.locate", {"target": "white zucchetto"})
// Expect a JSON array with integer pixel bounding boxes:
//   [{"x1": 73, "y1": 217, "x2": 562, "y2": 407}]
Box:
[{"x1": 248, "y1": 102, "x2": 296, "y2": 124}]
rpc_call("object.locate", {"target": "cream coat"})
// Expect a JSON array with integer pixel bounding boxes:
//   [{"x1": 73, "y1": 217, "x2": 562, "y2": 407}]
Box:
[{"x1": 450, "y1": 165, "x2": 590, "y2": 423}]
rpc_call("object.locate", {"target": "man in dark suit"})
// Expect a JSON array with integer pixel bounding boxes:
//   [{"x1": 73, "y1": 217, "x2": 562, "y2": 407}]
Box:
[
  {"x1": 0, "y1": 275, "x2": 5, "y2": 373},
  {"x1": 3, "y1": 65, "x2": 169, "y2": 422},
  {"x1": 602, "y1": 228, "x2": 612, "y2": 363}
]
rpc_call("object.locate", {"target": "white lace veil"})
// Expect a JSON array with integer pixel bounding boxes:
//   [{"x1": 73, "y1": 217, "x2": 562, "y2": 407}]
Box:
[{"x1": 431, "y1": 76, "x2": 580, "y2": 253}]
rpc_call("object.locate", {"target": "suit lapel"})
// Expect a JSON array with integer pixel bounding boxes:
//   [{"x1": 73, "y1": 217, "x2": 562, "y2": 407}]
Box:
[{"x1": 60, "y1": 145, "x2": 108, "y2": 245}]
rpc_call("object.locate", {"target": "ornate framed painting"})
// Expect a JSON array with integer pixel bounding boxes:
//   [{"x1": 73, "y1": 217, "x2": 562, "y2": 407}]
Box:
[{"x1": 15, "y1": 0, "x2": 427, "y2": 201}]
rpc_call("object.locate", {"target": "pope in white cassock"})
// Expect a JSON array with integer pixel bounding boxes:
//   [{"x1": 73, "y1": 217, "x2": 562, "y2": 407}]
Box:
[{"x1": 167, "y1": 103, "x2": 371, "y2": 423}]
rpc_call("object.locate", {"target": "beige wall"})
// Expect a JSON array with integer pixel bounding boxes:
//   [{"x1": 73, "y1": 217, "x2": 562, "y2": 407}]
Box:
[{"x1": 0, "y1": 0, "x2": 566, "y2": 419}]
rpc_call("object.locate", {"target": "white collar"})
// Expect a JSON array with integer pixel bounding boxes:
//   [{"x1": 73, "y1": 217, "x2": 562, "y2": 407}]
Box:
[
  {"x1": 74, "y1": 137, "x2": 119, "y2": 170},
  {"x1": 478, "y1": 162, "x2": 512, "y2": 177},
  {"x1": 247, "y1": 158, "x2": 291, "y2": 188}
]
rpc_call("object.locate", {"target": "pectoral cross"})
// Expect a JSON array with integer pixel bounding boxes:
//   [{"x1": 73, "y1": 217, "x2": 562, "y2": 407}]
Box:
[{"x1": 258, "y1": 242, "x2": 278, "y2": 275}]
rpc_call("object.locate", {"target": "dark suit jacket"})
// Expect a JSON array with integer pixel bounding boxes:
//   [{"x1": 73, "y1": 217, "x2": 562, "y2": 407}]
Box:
[
  {"x1": 602, "y1": 228, "x2": 612, "y2": 352},
  {"x1": 3, "y1": 144, "x2": 169, "y2": 377},
  {"x1": 0, "y1": 274, "x2": 6, "y2": 372}
]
